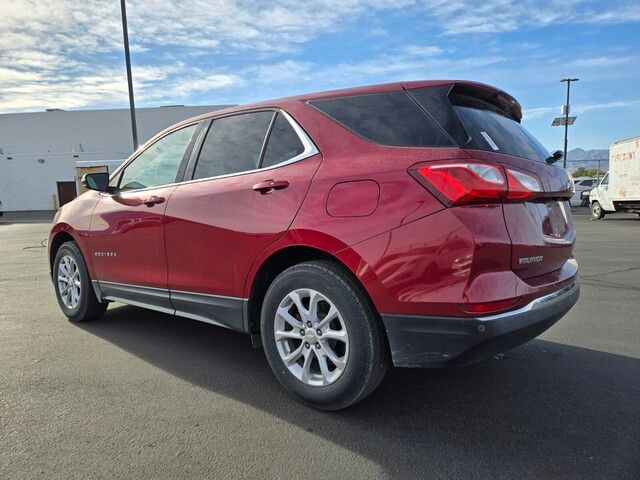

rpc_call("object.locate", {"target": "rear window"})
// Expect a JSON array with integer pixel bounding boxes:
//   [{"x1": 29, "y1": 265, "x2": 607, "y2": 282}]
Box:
[
  {"x1": 309, "y1": 91, "x2": 455, "y2": 147},
  {"x1": 193, "y1": 111, "x2": 273, "y2": 179},
  {"x1": 261, "y1": 113, "x2": 305, "y2": 168},
  {"x1": 453, "y1": 105, "x2": 549, "y2": 163}
]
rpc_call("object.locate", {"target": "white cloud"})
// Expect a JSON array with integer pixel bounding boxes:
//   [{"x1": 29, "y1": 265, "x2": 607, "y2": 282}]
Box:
[
  {"x1": 0, "y1": 0, "x2": 414, "y2": 112},
  {"x1": 0, "y1": 0, "x2": 639, "y2": 112},
  {"x1": 420, "y1": 0, "x2": 640, "y2": 35},
  {"x1": 523, "y1": 100, "x2": 640, "y2": 120}
]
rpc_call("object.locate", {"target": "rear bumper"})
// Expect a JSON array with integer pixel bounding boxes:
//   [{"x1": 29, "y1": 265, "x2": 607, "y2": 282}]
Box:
[{"x1": 381, "y1": 280, "x2": 580, "y2": 368}]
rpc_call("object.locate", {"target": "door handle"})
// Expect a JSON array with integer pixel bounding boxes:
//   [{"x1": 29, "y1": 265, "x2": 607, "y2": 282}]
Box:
[
  {"x1": 252, "y1": 180, "x2": 289, "y2": 194},
  {"x1": 143, "y1": 196, "x2": 165, "y2": 207}
]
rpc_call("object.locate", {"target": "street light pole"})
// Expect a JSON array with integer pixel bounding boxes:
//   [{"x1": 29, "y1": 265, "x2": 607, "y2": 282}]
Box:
[
  {"x1": 120, "y1": 0, "x2": 138, "y2": 151},
  {"x1": 560, "y1": 78, "x2": 578, "y2": 169}
]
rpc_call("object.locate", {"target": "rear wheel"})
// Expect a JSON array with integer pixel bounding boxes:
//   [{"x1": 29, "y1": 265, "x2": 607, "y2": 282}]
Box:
[
  {"x1": 53, "y1": 241, "x2": 107, "y2": 322},
  {"x1": 261, "y1": 261, "x2": 388, "y2": 410},
  {"x1": 591, "y1": 201, "x2": 605, "y2": 220}
]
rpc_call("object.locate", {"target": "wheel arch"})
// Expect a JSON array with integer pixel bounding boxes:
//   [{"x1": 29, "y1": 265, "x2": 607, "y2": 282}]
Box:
[
  {"x1": 244, "y1": 242, "x2": 383, "y2": 345},
  {"x1": 49, "y1": 229, "x2": 78, "y2": 272}
]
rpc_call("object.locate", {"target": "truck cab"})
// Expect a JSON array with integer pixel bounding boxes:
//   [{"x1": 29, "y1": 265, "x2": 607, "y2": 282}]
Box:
[{"x1": 588, "y1": 173, "x2": 615, "y2": 218}]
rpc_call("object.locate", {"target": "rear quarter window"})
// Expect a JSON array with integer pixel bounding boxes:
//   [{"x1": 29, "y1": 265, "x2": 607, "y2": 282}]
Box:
[{"x1": 309, "y1": 91, "x2": 455, "y2": 147}]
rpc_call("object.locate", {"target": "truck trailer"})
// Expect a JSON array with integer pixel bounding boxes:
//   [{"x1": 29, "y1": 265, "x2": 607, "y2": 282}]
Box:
[{"x1": 589, "y1": 136, "x2": 640, "y2": 219}]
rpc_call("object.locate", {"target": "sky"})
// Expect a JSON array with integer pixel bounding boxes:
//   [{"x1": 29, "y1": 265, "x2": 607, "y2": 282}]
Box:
[{"x1": 0, "y1": 0, "x2": 639, "y2": 151}]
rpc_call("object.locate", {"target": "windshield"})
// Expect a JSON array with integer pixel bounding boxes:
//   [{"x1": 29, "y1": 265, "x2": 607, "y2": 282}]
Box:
[{"x1": 453, "y1": 105, "x2": 550, "y2": 163}]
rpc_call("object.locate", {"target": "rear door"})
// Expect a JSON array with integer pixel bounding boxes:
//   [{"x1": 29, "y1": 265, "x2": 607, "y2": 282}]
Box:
[{"x1": 164, "y1": 110, "x2": 321, "y2": 330}]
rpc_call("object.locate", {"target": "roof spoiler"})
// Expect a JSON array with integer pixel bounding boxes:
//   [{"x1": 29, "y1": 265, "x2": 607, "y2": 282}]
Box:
[{"x1": 448, "y1": 82, "x2": 522, "y2": 123}]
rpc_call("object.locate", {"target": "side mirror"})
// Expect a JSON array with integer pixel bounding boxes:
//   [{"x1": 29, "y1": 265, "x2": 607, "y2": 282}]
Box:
[{"x1": 82, "y1": 172, "x2": 111, "y2": 192}]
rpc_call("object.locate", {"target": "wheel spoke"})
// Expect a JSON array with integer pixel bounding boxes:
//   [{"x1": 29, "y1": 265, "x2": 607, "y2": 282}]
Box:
[
  {"x1": 316, "y1": 351, "x2": 332, "y2": 385},
  {"x1": 277, "y1": 307, "x2": 303, "y2": 329},
  {"x1": 282, "y1": 343, "x2": 304, "y2": 365},
  {"x1": 308, "y1": 291, "x2": 322, "y2": 323},
  {"x1": 322, "y1": 341, "x2": 346, "y2": 370},
  {"x1": 316, "y1": 305, "x2": 338, "y2": 330},
  {"x1": 300, "y1": 348, "x2": 315, "y2": 383},
  {"x1": 58, "y1": 275, "x2": 69, "y2": 284},
  {"x1": 322, "y1": 329, "x2": 347, "y2": 341},
  {"x1": 288, "y1": 291, "x2": 309, "y2": 321},
  {"x1": 275, "y1": 329, "x2": 302, "y2": 341}
]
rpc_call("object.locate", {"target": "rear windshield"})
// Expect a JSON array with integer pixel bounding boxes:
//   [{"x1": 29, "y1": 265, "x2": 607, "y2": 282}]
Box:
[
  {"x1": 453, "y1": 105, "x2": 549, "y2": 163},
  {"x1": 310, "y1": 87, "x2": 549, "y2": 162},
  {"x1": 308, "y1": 92, "x2": 455, "y2": 147}
]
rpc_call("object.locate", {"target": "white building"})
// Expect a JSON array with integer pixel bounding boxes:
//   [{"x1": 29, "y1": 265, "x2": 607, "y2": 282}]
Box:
[{"x1": 0, "y1": 104, "x2": 231, "y2": 211}]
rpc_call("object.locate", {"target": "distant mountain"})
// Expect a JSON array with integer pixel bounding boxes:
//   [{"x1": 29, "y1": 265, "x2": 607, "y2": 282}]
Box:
[{"x1": 565, "y1": 148, "x2": 609, "y2": 172}]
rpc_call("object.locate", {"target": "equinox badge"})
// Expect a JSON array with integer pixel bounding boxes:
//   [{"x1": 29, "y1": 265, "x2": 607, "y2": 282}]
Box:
[{"x1": 518, "y1": 256, "x2": 543, "y2": 265}]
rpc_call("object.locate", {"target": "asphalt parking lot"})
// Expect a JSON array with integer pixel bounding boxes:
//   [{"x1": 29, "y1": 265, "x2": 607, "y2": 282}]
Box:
[{"x1": 1, "y1": 210, "x2": 639, "y2": 479}]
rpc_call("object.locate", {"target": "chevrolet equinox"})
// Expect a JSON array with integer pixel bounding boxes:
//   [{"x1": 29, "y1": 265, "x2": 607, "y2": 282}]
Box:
[{"x1": 49, "y1": 81, "x2": 580, "y2": 410}]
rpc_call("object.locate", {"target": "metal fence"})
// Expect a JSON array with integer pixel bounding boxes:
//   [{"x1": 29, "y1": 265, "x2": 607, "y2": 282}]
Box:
[{"x1": 565, "y1": 158, "x2": 608, "y2": 183}]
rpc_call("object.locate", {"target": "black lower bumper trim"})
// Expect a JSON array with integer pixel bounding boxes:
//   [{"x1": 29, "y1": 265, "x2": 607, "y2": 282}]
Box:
[{"x1": 381, "y1": 281, "x2": 580, "y2": 368}]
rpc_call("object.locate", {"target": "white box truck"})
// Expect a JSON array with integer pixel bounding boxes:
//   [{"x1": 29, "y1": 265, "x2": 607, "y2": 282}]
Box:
[{"x1": 589, "y1": 136, "x2": 640, "y2": 219}]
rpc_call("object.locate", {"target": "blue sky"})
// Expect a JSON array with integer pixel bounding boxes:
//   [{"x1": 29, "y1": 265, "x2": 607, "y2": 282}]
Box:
[{"x1": 1, "y1": 0, "x2": 639, "y2": 150}]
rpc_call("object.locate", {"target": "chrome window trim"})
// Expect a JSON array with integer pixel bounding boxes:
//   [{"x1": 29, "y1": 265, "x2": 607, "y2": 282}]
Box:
[{"x1": 103, "y1": 108, "x2": 319, "y2": 196}]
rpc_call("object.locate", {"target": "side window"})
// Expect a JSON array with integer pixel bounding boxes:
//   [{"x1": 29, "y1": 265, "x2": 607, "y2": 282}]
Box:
[
  {"x1": 193, "y1": 111, "x2": 273, "y2": 179},
  {"x1": 309, "y1": 91, "x2": 455, "y2": 147},
  {"x1": 600, "y1": 173, "x2": 609, "y2": 186},
  {"x1": 118, "y1": 124, "x2": 197, "y2": 190},
  {"x1": 261, "y1": 113, "x2": 305, "y2": 168}
]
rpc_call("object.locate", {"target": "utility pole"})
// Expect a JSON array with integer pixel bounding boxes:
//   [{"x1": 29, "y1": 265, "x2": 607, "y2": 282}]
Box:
[
  {"x1": 560, "y1": 78, "x2": 578, "y2": 169},
  {"x1": 120, "y1": 0, "x2": 138, "y2": 151}
]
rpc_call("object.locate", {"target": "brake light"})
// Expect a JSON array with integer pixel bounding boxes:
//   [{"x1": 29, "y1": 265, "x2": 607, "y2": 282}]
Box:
[
  {"x1": 413, "y1": 162, "x2": 507, "y2": 205},
  {"x1": 460, "y1": 297, "x2": 521, "y2": 315},
  {"x1": 410, "y1": 162, "x2": 544, "y2": 206}
]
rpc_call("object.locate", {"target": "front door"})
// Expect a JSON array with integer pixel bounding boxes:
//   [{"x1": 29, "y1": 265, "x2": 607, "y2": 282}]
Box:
[
  {"x1": 57, "y1": 181, "x2": 77, "y2": 207},
  {"x1": 164, "y1": 110, "x2": 321, "y2": 330},
  {"x1": 596, "y1": 173, "x2": 615, "y2": 211},
  {"x1": 89, "y1": 124, "x2": 199, "y2": 312}
]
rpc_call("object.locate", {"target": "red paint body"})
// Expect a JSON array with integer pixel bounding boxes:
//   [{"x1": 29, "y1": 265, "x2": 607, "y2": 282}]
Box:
[{"x1": 50, "y1": 80, "x2": 577, "y2": 325}]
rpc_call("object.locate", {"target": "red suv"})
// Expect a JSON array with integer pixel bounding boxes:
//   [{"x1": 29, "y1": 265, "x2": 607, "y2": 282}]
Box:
[{"x1": 49, "y1": 81, "x2": 579, "y2": 410}]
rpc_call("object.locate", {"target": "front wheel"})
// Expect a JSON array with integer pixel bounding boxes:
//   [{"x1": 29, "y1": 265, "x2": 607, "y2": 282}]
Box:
[
  {"x1": 261, "y1": 261, "x2": 388, "y2": 410},
  {"x1": 591, "y1": 201, "x2": 605, "y2": 220},
  {"x1": 53, "y1": 241, "x2": 107, "y2": 322}
]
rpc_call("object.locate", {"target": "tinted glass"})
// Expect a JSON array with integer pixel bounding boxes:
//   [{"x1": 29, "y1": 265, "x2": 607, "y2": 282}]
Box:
[
  {"x1": 194, "y1": 111, "x2": 273, "y2": 179},
  {"x1": 119, "y1": 124, "x2": 197, "y2": 190},
  {"x1": 579, "y1": 179, "x2": 595, "y2": 187},
  {"x1": 453, "y1": 105, "x2": 550, "y2": 163},
  {"x1": 261, "y1": 113, "x2": 305, "y2": 168},
  {"x1": 310, "y1": 91, "x2": 455, "y2": 147}
]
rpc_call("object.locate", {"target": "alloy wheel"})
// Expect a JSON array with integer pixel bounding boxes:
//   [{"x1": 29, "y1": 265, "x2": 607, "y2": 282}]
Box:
[
  {"x1": 57, "y1": 255, "x2": 81, "y2": 309},
  {"x1": 274, "y1": 288, "x2": 349, "y2": 386}
]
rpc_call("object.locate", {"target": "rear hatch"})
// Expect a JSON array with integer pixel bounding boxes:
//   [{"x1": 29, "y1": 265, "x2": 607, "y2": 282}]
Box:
[{"x1": 406, "y1": 82, "x2": 575, "y2": 280}]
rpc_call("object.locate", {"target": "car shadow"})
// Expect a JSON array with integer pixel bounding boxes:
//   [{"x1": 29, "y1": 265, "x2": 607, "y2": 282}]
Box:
[{"x1": 78, "y1": 305, "x2": 640, "y2": 479}]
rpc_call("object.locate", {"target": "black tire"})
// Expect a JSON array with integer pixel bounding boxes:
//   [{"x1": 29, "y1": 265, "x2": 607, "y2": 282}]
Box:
[
  {"x1": 261, "y1": 261, "x2": 389, "y2": 410},
  {"x1": 53, "y1": 241, "x2": 107, "y2": 322},
  {"x1": 591, "y1": 201, "x2": 605, "y2": 220}
]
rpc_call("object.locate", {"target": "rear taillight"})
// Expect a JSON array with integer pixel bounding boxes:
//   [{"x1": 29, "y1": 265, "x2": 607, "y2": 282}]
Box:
[
  {"x1": 410, "y1": 162, "x2": 544, "y2": 206},
  {"x1": 505, "y1": 168, "x2": 544, "y2": 200}
]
